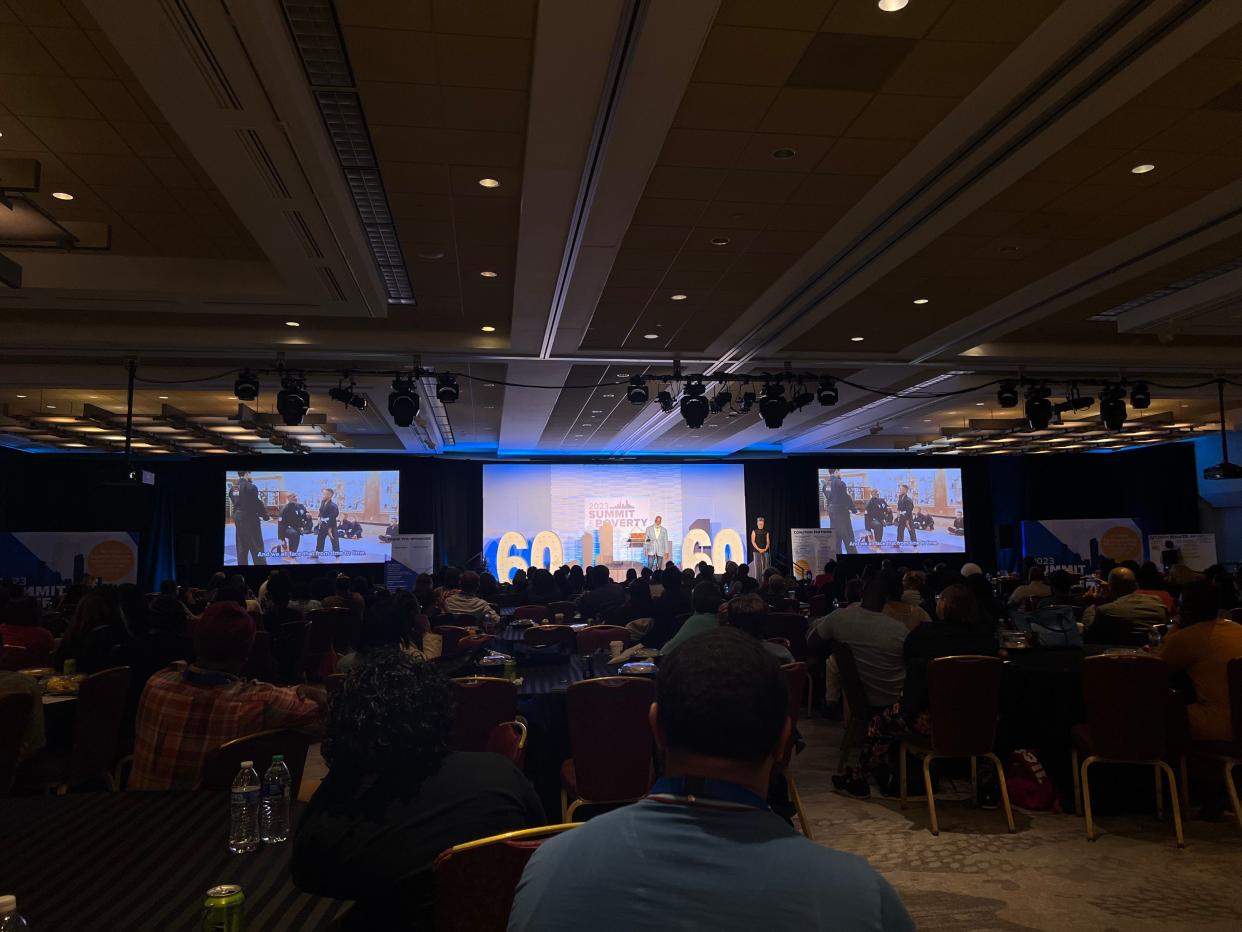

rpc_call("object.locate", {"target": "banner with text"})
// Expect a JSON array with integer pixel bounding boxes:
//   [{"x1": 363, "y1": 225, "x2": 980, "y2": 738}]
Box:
[
  {"x1": 1148, "y1": 533, "x2": 1217, "y2": 572},
  {"x1": 0, "y1": 531, "x2": 139, "y2": 606},
  {"x1": 384, "y1": 533, "x2": 435, "y2": 591},
  {"x1": 1020, "y1": 519, "x2": 1143, "y2": 574},
  {"x1": 790, "y1": 528, "x2": 838, "y2": 581}
]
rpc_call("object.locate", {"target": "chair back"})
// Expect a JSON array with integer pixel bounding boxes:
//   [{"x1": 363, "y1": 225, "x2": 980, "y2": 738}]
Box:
[
  {"x1": 458, "y1": 634, "x2": 496, "y2": 654},
  {"x1": 566, "y1": 676, "x2": 654, "y2": 802},
  {"x1": 241, "y1": 629, "x2": 274, "y2": 681},
  {"x1": 524, "y1": 625, "x2": 577, "y2": 650},
  {"x1": 436, "y1": 626, "x2": 470, "y2": 657},
  {"x1": 272, "y1": 621, "x2": 309, "y2": 683},
  {"x1": 547, "y1": 601, "x2": 577, "y2": 619},
  {"x1": 438, "y1": 613, "x2": 481, "y2": 628},
  {"x1": 303, "y1": 609, "x2": 343, "y2": 680},
  {"x1": 433, "y1": 825, "x2": 579, "y2": 932},
  {"x1": 450, "y1": 677, "x2": 518, "y2": 752},
  {"x1": 808, "y1": 594, "x2": 829, "y2": 618},
  {"x1": 485, "y1": 721, "x2": 528, "y2": 767},
  {"x1": 68, "y1": 666, "x2": 131, "y2": 785},
  {"x1": 1229, "y1": 657, "x2": 1242, "y2": 746},
  {"x1": 200, "y1": 728, "x2": 312, "y2": 791},
  {"x1": 574, "y1": 625, "x2": 631, "y2": 654},
  {"x1": 833, "y1": 642, "x2": 871, "y2": 712},
  {"x1": 779, "y1": 663, "x2": 808, "y2": 768},
  {"x1": 926, "y1": 655, "x2": 1002, "y2": 756},
  {"x1": 513, "y1": 605, "x2": 548, "y2": 623},
  {"x1": 1081, "y1": 654, "x2": 1171, "y2": 760},
  {"x1": 779, "y1": 598, "x2": 801, "y2": 614},
  {"x1": 761, "y1": 613, "x2": 809, "y2": 659},
  {"x1": 0, "y1": 692, "x2": 33, "y2": 795},
  {"x1": 325, "y1": 672, "x2": 346, "y2": 696},
  {"x1": 0, "y1": 644, "x2": 32, "y2": 671}
]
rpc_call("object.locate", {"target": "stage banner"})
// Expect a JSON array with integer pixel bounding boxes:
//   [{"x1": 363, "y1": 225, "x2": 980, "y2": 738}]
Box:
[
  {"x1": 1020, "y1": 519, "x2": 1143, "y2": 574},
  {"x1": 384, "y1": 533, "x2": 435, "y2": 591},
  {"x1": 1148, "y1": 533, "x2": 1217, "y2": 572},
  {"x1": 790, "y1": 528, "x2": 837, "y2": 581},
  {"x1": 0, "y1": 532, "x2": 139, "y2": 606}
]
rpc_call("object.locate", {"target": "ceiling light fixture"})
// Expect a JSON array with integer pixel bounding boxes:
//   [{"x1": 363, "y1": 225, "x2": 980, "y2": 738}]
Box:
[
  {"x1": 657, "y1": 390, "x2": 674, "y2": 413},
  {"x1": 478, "y1": 177, "x2": 500, "y2": 188},
  {"x1": 276, "y1": 372, "x2": 310, "y2": 426},
  {"x1": 1024, "y1": 383, "x2": 1052, "y2": 431},
  {"x1": 878, "y1": 0, "x2": 909, "y2": 10},
  {"x1": 15, "y1": 394, "x2": 26, "y2": 398},
  {"x1": 850, "y1": 336, "x2": 865, "y2": 342},
  {"x1": 158, "y1": 395, "x2": 169, "y2": 400},
  {"x1": 709, "y1": 236, "x2": 731, "y2": 246},
  {"x1": 711, "y1": 388, "x2": 733, "y2": 413},
  {"x1": 1130, "y1": 163, "x2": 1156, "y2": 174},
  {"x1": 758, "y1": 380, "x2": 789, "y2": 429},
  {"x1": 1129, "y1": 380, "x2": 1151, "y2": 409},
  {"x1": 233, "y1": 370, "x2": 260, "y2": 402},
  {"x1": 913, "y1": 297, "x2": 929, "y2": 305},
  {"x1": 480, "y1": 325, "x2": 496, "y2": 332},
  {"x1": 436, "y1": 373, "x2": 460, "y2": 404},
  {"x1": 51, "y1": 192, "x2": 74, "y2": 200},
  {"x1": 388, "y1": 375, "x2": 420, "y2": 427},
  {"x1": 1099, "y1": 383, "x2": 1128, "y2": 431},
  {"x1": 643, "y1": 333, "x2": 659, "y2": 340},
  {"x1": 285, "y1": 320, "x2": 300, "y2": 328},
  {"x1": 626, "y1": 375, "x2": 649, "y2": 405},
  {"x1": 817, "y1": 377, "x2": 838, "y2": 406},
  {"x1": 670, "y1": 293, "x2": 687, "y2": 301},
  {"x1": 680, "y1": 377, "x2": 709, "y2": 429},
  {"x1": 771, "y1": 147, "x2": 797, "y2": 160},
  {"x1": 328, "y1": 378, "x2": 367, "y2": 411},
  {"x1": 479, "y1": 270, "x2": 498, "y2": 278},
  {"x1": 997, "y1": 381, "x2": 1019, "y2": 408}
]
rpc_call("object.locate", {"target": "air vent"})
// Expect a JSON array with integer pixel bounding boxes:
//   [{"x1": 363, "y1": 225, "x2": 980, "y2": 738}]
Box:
[
  {"x1": 319, "y1": 92, "x2": 374, "y2": 169},
  {"x1": 282, "y1": 0, "x2": 353, "y2": 89},
  {"x1": 317, "y1": 266, "x2": 347, "y2": 302},
  {"x1": 162, "y1": 0, "x2": 243, "y2": 109},
  {"x1": 1090, "y1": 256, "x2": 1242, "y2": 322},
  {"x1": 284, "y1": 210, "x2": 323, "y2": 259},
  {"x1": 235, "y1": 130, "x2": 291, "y2": 199}
]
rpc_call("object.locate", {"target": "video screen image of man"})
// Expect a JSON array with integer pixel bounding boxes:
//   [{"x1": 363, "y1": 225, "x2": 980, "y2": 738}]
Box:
[
  {"x1": 232, "y1": 470, "x2": 271, "y2": 566},
  {"x1": 816, "y1": 466, "x2": 965, "y2": 554}
]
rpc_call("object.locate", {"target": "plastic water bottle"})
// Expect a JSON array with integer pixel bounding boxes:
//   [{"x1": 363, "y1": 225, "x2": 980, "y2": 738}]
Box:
[
  {"x1": 260, "y1": 755, "x2": 292, "y2": 844},
  {"x1": 228, "y1": 761, "x2": 261, "y2": 854},
  {"x1": 0, "y1": 895, "x2": 29, "y2": 930}
]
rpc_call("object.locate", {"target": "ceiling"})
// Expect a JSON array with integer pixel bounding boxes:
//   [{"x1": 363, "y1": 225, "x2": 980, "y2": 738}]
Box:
[{"x1": 4, "y1": 0, "x2": 1242, "y2": 457}]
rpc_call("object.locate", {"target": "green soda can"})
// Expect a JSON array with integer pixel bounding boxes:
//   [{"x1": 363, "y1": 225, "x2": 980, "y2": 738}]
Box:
[
  {"x1": 503, "y1": 657, "x2": 517, "y2": 681},
  {"x1": 202, "y1": 884, "x2": 245, "y2": 932}
]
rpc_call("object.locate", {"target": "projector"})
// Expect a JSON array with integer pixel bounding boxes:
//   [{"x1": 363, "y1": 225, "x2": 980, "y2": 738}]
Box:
[{"x1": 1203, "y1": 462, "x2": 1242, "y2": 481}]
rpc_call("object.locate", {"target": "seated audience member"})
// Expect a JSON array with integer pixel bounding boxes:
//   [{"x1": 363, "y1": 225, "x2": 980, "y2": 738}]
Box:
[
  {"x1": 963, "y1": 571, "x2": 1003, "y2": 633},
  {"x1": 578, "y1": 565, "x2": 626, "y2": 620},
  {"x1": 732, "y1": 563, "x2": 759, "y2": 595},
  {"x1": 624, "y1": 568, "x2": 639, "y2": 588},
  {"x1": 509, "y1": 628, "x2": 913, "y2": 932},
  {"x1": 1083, "y1": 567, "x2": 1168, "y2": 644},
  {"x1": 338, "y1": 597, "x2": 436, "y2": 671},
  {"x1": 260, "y1": 573, "x2": 304, "y2": 631},
  {"x1": 813, "y1": 561, "x2": 837, "y2": 592},
  {"x1": 477, "y1": 572, "x2": 500, "y2": 600},
  {"x1": 1136, "y1": 563, "x2": 1175, "y2": 614},
  {"x1": 0, "y1": 595, "x2": 55, "y2": 663},
  {"x1": 323, "y1": 574, "x2": 365, "y2": 619},
  {"x1": 644, "y1": 568, "x2": 693, "y2": 649},
  {"x1": 292, "y1": 648, "x2": 544, "y2": 931},
  {"x1": 566, "y1": 564, "x2": 585, "y2": 595},
  {"x1": 0, "y1": 632, "x2": 46, "y2": 761},
  {"x1": 760, "y1": 573, "x2": 789, "y2": 610},
  {"x1": 441, "y1": 571, "x2": 500, "y2": 625},
  {"x1": 1158, "y1": 580, "x2": 1242, "y2": 742},
  {"x1": 662, "y1": 582, "x2": 725, "y2": 655},
  {"x1": 412, "y1": 572, "x2": 437, "y2": 613},
  {"x1": 808, "y1": 580, "x2": 908, "y2": 714},
  {"x1": 127, "y1": 596, "x2": 195, "y2": 688},
  {"x1": 1008, "y1": 566, "x2": 1052, "y2": 606},
  {"x1": 610, "y1": 579, "x2": 655, "y2": 630},
  {"x1": 880, "y1": 570, "x2": 930, "y2": 633},
  {"x1": 527, "y1": 568, "x2": 560, "y2": 605},
  {"x1": 129, "y1": 602, "x2": 324, "y2": 791},
  {"x1": 55, "y1": 590, "x2": 130, "y2": 673},
  {"x1": 834, "y1": 585, "x2": 996, "y2": 799},
  {"x1": 1037, "y1": 570, "x2": 1076, "y2": 608},
  {"x1": 725, "y1": 593, "x2": 794, "y2": 663}
]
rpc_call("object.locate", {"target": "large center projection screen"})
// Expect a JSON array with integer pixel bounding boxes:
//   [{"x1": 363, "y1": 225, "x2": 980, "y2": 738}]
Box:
[
  {"x1": 484, "y1": 464, "x2": 748, "y2": 581},
  {"x1": 817, "y1": 466, "x2": 965, "y2": 554},
  {"x1": 225, "y1": 470, "x2": 399, "y2": 566}
]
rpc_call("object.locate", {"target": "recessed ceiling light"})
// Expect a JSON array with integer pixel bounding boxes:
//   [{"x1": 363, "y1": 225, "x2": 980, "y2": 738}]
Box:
[
  {"x1": 481, "y1": 325, "x2": 496, "y2": 332},
  {"x1": 45, "y1": 405, "x2": 55, "y2": 409},
  {"x1": 923, "y1": 419, "x2": 931, "y2": 423},
  {"x1": 878, "y1": 0, "x2": 909, "y2": 9},
  {"x1": 479, "y1": 270, "x2": 498, "y2": 278},
  {"x1": 616, "y1": 373, "x2": 630, "y2": 378},
  {"x1": 415, "y1": 249, "x2": 445, "y2": 261},
  {"x1": 850, "y1": 336, "x2": 865, "y2": 342},
  {"x1": 478, "y1": 177, "x2": 500, "y2": 188},
  {"x1": 1131, "y1": 163, "x2": 1156, "y2": 174},
  {"x1": 975, "y1": 402, "x2": 985, "y2": 406},
  {"x1": 15, "y1": 394, "x2": 26, "y2": 398},
  {"x1": 285, "y1": 320, "x2": 300, "y2": 327},
  {"x1": 643, "y1": 333, "x2": 660, "y2": 340},
  {"x1": 913, "y1": 297, "x2": 929, "y2": 304},
  {"x1": 771, "y1": 147, "x2": 797, "y2": 160},
  {"x1": 51, "y1": 192, "x2": 74, "y2": 200},
  {"x1": 670, "y1": 293, "x2": 687, "y2": 301},
  {"x1": 158, "y1": 395, "x2": 169, "y2": 400},
  {"x1": 590, "y1": 410, "x2": 603, "y2": 414},
  {"x1": 581, "y1": 423, "x2": 592, "y2": 427},
  {"x1": 1180, "y1": 403, "x2": 1190, "y2": 408},
  {"x1": 709, "y1": 236, "x2": 731, "y2": 246},
  {"x1": 601, "y1": 393, "x2": 616, "y2": 398}
]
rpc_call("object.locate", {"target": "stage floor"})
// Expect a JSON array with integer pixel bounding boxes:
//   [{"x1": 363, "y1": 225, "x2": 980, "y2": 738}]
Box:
[{"x1": 223, "y1": 523, "x2": 393, "y2": 566}]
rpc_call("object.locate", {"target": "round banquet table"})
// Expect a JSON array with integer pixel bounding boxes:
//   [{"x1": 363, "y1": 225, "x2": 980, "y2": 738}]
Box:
[{"x1": 0, "y1": 791, "x2": 350, "y2": 931}]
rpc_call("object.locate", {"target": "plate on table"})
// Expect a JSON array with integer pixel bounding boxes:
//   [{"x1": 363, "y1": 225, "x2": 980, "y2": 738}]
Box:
[
  {"x1": 44, "y1": 674, "x2": 85, "y2": 695},
  {"x1": 620, "y1": 661, "x2": 657, "y2": 676}
]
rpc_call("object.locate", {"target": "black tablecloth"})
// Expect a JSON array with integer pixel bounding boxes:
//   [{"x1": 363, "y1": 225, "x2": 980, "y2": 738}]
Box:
[{"x1": 0, "y1": 792, "x2": 350, "y2": 931}]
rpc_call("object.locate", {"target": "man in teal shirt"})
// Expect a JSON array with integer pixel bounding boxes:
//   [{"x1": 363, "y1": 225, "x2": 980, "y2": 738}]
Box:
[
  {"x1": 660, "y1": 582, "x2": 724, "y2": 655},
  {"x1": 509, "y1": 628, "x2": 914, "y2": 932}
]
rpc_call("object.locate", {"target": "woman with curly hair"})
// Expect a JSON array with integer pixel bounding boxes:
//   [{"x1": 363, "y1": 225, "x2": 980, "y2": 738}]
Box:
[{"x1": 291, "y1": 648, "x2": 545, "y2": 930}]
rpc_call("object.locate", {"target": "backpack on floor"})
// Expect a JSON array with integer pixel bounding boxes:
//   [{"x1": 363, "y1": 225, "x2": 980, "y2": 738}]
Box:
[{"x1": 1005, "y1": 748, "x2": 1057, "y2": 811}]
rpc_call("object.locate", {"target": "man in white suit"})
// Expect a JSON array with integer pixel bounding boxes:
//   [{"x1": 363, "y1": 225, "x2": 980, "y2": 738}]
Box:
[{"x1": 644, "y1": 515, "x2": 670, "y2": 571}]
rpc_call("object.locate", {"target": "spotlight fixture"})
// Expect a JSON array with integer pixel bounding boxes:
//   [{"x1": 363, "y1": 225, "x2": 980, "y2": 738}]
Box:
[
  {"x1": 816, "y1": 378, "x2": 838, "y2": 406},
  {"x1": 276, "y1": 372, "x2": 310, "y2": 426},
  {"x1": 1024, "y1": 383, "x2": 1052, "y2": 431},
  {"x1": 626, "y1": 375, "x2": 649, "y2": 405},
  {"x1": 739, "y1": 391, "x2": 756, "y2": 414},
  {"x1": 1099, "y1": 383, "x2": 1127, "y2": 431},
  {"x1": 657, "y1": 390, "x2": 674, "y2": 413},
  {"x1": 790, "y1": 385, "x2": 815, "y2": 411},
  {"x1": 436, "y1": 373, "x2": 460, "y2": 404},
  {"x1": 758, "y1": 380, "x2": 789, "y2": 429},
  {"x1": 680, "y1": 377, "x2": 709, "y2": 428},
  {"x1": 710, "y1": 388, "x2": 732, "y2": 413},
  {"x1": 328, "y1": 379, "x2": 367, "y2": 411},
  {"x1": 233, "y1": 370, "x2": 260, "y2": 402},
  {"x1": 387, "y1": 375, "x2": 420, "y2": 427},
  {"x1": 997, "y1": 381, "x2": 1019, "y2": 408},
  {"x1": 1129, "y1": 380, "x2": 1151, "y2": 409}
]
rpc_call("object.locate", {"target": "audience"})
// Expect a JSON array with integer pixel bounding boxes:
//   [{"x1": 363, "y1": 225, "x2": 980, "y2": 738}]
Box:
[
  {"x1": 725, "y1": 593, "x2": 794, "y2": 663},
  {"x1": 0, "y1": 595, "x2": 55, "y2": 664},
  {"x1": 509, "y1": 627, "x2": 913, "y2": 931},
  {"x1": 130, "y1": 602, "x2": 324, "y2": 791},
  {"x1": 0, "y1": 632, "x2": 46, "y2": 762},
  {"x1": 1008, "y1": 565, "x2": 1052, "y2": 606},
  {"x1": 661, "y1": 582, "x2": 725, "y2": 655},
  {"x1": 323, "y1": 573, "x2": 365, "y2": 620},
  {"x1": 808, "y1": 579, "x2": 908, "y2": 714},
  {"x1": 879, "y1": 570, "x2": 930, "y2": 632},
  {"x1": 1037, "y1": 570, "x2": 1075, "y2": 608},
  {"x1": 1083, "y1": 567, "x2": 1168, "y2": 644},
  {"x1": 578, "y1": 565, "x2": 626, "y2": 620},
  {"x1": 55, "y1": 590, "x2": 129, "y2": 673},
  {"x1": 1158, "y1": 580, "x2": 1242, "y2": 742},
  {"x1": 441, "y1": 570, "x2": 500, "y2": 625},
  {"x1": 292, "y1": 648, "x2": 544, "y2": 931}
]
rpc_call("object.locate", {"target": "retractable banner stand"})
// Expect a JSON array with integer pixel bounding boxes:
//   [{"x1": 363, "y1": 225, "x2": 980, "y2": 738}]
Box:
[
  {"x1": 384, "y1": 533, "x2": 435, "y2": 591},
  {"x1": 0, "y1": 532, "x2": 139, "y2": 606},
  {"x1": 1020, "y1": 519, "x2": 1143, "y2": 574},
  {"x1": 790, "y1": 528, "x2": 838, "y2": 581},
  {"x1": 1148, "y1": 533, "x2": 1217, "y2": 572}
]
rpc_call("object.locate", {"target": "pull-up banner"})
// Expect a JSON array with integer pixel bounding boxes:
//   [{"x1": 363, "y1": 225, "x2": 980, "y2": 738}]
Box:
[
  {"x1": 0, "y1": 532, "x2": 139, "y2": 605},
  {"x1": 1020, "y1": 519, "x2": 1143, "y2": 574}
]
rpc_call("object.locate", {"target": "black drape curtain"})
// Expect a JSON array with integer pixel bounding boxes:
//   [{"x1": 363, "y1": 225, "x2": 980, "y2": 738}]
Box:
[{"x1": 743, "y1": 459, "x2": 818, "y2": 569}]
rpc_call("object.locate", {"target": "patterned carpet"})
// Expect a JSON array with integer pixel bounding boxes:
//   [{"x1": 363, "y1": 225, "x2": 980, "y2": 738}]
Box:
[{"x1": 792, "y1": 717, "x2": 1242, "y2": 930}]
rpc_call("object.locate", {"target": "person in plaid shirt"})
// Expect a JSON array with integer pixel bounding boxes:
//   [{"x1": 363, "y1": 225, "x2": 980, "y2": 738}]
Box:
[{"x1": 130, "y1": 601, "x2": 324, "y2": 791}]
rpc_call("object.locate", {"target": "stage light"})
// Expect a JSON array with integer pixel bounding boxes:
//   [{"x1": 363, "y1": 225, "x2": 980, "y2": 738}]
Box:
[
  {"x1": 739, "y1": 391, "x2": 756, "y2": 414},
  {"x1": 1024, "y1": 383, "x2": 1052, "y2": 431},
  {"x1": 817, "y1": 378, "x2": 838, "y2": 406},
  {"x1": 626, "y1": 375, "x2": 649, "y2": 405},
  {"x1": 711, "y1": 388, "x2": 732, "y2": 413},
  {"x1": 680, "y1": 387, "x2": 709, "y2": 428},
  {"x1": 1099, "y1": 383, "x2": 1127, "y2": 431},
  {"x1": 436, "y1": 373, "x2": 459, "y2": 404},
  {"x1": 387, "y1": 375, "x2": 420, "y2": 427},
  {"x1": 1130, "y1": 381, "x2": 1151, "y2": 409},
  {"x1": 276, "y1": 373, "x2": 310, "y2": 426},
  {"x1": 997, "y1": 381, "x2": 1019, "y2": 408},
  {"x1": 758, "y1": 381, "x2": 789, "y2": 429},
  {"x1": 233, "y1": 370, "x2": 259, "y2": 402},
  {"x1": 657, "y1": 390, "x2": 674, "y2": 413},
  {"x1": 328, "y1": 380, "x2": 366, "y2": 411},
  {"x1": 791, "y1": 386, "x2": 815, "y2": 411}
]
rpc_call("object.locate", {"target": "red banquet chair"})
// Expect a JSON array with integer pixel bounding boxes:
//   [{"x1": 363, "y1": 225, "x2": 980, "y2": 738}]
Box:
[
  {"x1": 486, "y1": 721, "x2": 528, "y2": 768},
  {"x1": 780, "y1": 662, "x2": 813, "y2": 839},
  {"x1": 524, "y1": 625, "x2": 577, "y2": 650},
  {"x1": 574, "y1": 625, "x2": 632, "y2": 654},
  {"x1": 435, "y1": 626, "x2": 471, "y2": 657},
  {"x1": 451, "y1": 677, "x2": 518, "y2": 752},
  {"x1": 512, "y1": 605, "x2": 548, "y2": 623},
  {"x1": 561, "y1": 676, "x2": 655, "y2": 820}
]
